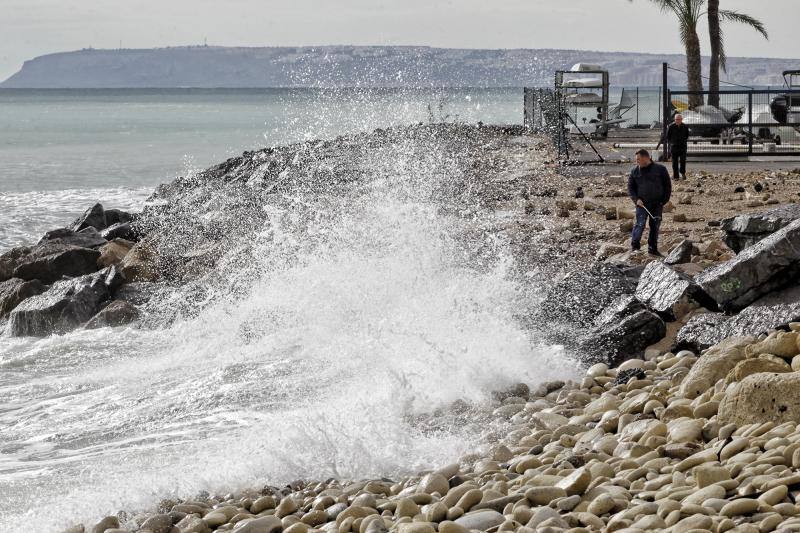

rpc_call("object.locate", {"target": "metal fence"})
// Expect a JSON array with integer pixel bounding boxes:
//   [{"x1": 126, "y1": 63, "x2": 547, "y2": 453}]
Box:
[
  {"x1": 524, "y1": 86, "x2": 665, "y2": 161},
  {"x1": 568, "y1": 87, "x2": 663, "y2": 130},
  {"x1": 524, "y1": 87, "x2": 569, "y2": 157},
  {"x1": 667, "y1": 89, "x2": 800, "y2": 156}
]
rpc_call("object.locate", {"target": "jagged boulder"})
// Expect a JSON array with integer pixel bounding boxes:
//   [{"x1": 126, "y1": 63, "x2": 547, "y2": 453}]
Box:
[
  {"x1": 635, "y1": 261, "x2": 714, "y2": 320},
  {"x1": 38, "y1": 227, "x2": 107, "y2": 249},
  {"x1": 101, "y1": 222, "x2": 140, "y2": 242},
  {"x1": 104, "y1": 208, "x2": 136, "y2": 226},
  {"x1": 97, "y1": 239, "x2": 134, "y2": 268},
  {"x1": 7, "y1": 267, "x2": 122, "y2": 337},
  {"x1": 664, "y1": 239, "x2": 693, "y2": 265},
  {"x1": 84, "y1": 300, "x2": 140, "y2": 329},
  {"x1": 0, "y1": 243, "x2": 101, "y2": 284},
  {"x1": 676, "y1": 285, "x2": 800, "y2": 351},
  {"x1": 119, "y1": 242, "x2": 160, "y2": 282},
  {"x1": 722, "y1": 204, "x2": 800, "y2": 253},
  {"x1": 113, "y1": 281, "x2": 162, "y2": 306},
  {"x1": 533, "y1": 263, "x2": 638, "y2": 345},
  {"x1": 0, "y1": 246, "x2": 32, "y2": 281},
  {"x1": 0, "y1": 278, "x2": 47, "y2": 317},
  {"x1": 719, "y1": 372, "x2": 800, "y2": 426},
  {"x1": 579, "y1": 295, "x2": 666, "y2": 366},
  {"x1": 696, "y1": 218, "x2": 800, "y2": 311},
  {"x1": 70, "y1": 203, "x2": 107, "y2": 232}
]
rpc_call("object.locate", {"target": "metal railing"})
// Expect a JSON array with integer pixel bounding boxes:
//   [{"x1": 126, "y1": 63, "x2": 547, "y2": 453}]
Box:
[{"x1": 666, "y1": 89, "x2": 800, "y2": 156}]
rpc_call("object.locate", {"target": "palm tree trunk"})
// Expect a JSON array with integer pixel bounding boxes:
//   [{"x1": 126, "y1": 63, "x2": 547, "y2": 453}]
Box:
[
  {"x1": 685, "y1": 30, "x2": 704, "y2": 109},
  {"x1": 708, "y1": 0, "x2": 721, "y2": 108}
]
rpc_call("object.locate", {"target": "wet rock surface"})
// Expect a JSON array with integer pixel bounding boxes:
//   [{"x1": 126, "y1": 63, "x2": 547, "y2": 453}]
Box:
[
  {"x1": 84, "y1": 300, "x2": 140, "y2": 329},
  {"x1": 696, "y1": 218, "x2": 800, "y2": 311},
  {"x1": 0, "y1": 277, "x2": 47, "y2": 317},
  {"x1": 722, "y1": 203, "x2": 800, "y2": 253},
  {"x1": 677, "y1": 285, "x2": 800, "y2": 351},
  {"x1": 8, "y1": 267, "x2": 122, "y2": 336},
  {"x1": 579, "y1": 295, "x2": 666, "y2": 365},
  {"x1": 39, "y1": 227, "x2": 108, "y2": 249},
  {"x1": 2, "y1": 243, "x2": 102, "y2": 284},
  {"x1": 634, "y1": 260, "x2": 714, "y2": 320}
]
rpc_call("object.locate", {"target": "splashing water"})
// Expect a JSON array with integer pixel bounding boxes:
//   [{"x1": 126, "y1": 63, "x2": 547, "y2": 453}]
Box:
[{"x1": 0, "y1": 121, "x2": 576, "y2": 532}]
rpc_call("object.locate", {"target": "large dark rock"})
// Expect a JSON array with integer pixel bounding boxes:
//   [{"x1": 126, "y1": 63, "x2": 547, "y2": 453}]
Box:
[
  {"x1": 0, "y1": 278, "x2": 47, "y2": 317},
  {"x1": 696, "y1": 218, "x2": 800, "y2": 312},
  {"x1": 0, "y1": 246, "x2": 32, "y2": 281},
  {"x1": 676, "y1": 285, "x2": 800, "y2": 351},
  {"x1": 70, "y1": 203, "x2": 108, "y2": 232},
  {"x1": 635, "y1": 261, "x2": 716, "y2": 320},
  {"x1": 2, "y1": 243, "x2": 101, "y2": 284},
  {"x1": 722, "y1": 204, "x2": 800, "y2": 253},
  {"x1": 84, "y1": 300, "x2": 140, "y2": 329},
  {"x1": 579, "y1": 295, "x2": 666, "y2": 366},
  {"x1": 113, "y1": 281, "x2": 161, "y2": 306},
  {"x1": 664, "y1": 239, "x2": 693, "y2": 265},
  {"x1": 101, "y1": 222, "x2": 140, "y2": 242},
  {"x1": 38, "y1": 227, "x2": 107, "y2": 249},
  {"x1": 532, "y1": 263, "x2": 638, "y2": 341},
  {"x1": 104, "y1": 208, "x2": 136, "y2": 226},
  {"x1": 7, "y1": 267, "x2": 121, "y2": 336}
]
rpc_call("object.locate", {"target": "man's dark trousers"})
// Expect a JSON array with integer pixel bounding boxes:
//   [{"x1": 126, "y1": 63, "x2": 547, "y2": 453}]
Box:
[
  {"x1": 671, "y1": 148, "x2": 687, "y2": 180},
  {"x1": 632, "y1": 204, "x2": 662, "y2": 252}
]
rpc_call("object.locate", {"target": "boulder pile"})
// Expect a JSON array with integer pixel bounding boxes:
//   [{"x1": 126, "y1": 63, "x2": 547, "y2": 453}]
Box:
[{"x1": 0, "y1": 203, "x2": 146, "y2": 335}]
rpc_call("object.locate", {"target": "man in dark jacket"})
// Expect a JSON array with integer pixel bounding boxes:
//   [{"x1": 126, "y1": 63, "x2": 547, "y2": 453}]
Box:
[
  {"x1": 628, "y1": 148, "x2": 672, "y2": 256},
  {"x1": 666, "y1": 114, "x2": 690, "y2": 180}
]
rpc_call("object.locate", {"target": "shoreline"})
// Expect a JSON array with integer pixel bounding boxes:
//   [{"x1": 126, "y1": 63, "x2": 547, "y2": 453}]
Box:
[{"x1": 4, "y1": 123, "x2": 800, "y2": 532}]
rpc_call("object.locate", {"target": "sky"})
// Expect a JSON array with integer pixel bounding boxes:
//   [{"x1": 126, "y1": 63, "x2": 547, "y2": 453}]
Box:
[{"x1": 1, "y1": 0, "x2": 798, "y2": 80}]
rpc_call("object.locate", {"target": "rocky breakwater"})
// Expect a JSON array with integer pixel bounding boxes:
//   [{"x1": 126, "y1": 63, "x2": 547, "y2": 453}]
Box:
[
  {"x1": 67, "y1": 330, "x2": 800, "y2": 533},
  {"x1": 3, "y1": 124, "x2": 540, "y2": 337},
  {"x1": 0, "y1": 204, "x2": 145, "y2": 335}
]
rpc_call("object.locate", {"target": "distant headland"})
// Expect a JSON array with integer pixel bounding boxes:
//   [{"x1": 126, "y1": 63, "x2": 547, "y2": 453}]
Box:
[{"x1": 1, "y1": 45, "x2": 797, "y2": 88}]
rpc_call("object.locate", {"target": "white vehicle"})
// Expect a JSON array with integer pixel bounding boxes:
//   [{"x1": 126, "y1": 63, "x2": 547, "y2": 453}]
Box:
[{"x1": 736, "y1": 104, "x2": 796, "y2": 145}]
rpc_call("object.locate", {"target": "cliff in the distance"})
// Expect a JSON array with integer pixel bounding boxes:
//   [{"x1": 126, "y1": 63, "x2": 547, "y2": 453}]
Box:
[{"x1": 2, "y1": 45, "x2": 797, "y2": 88}]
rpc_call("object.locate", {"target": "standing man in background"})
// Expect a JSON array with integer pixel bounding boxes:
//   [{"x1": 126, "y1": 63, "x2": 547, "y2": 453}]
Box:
[
  {"x1": 666, "y1": 114, "x2": 690, "y2": 180},
  {"x1": 628, "y1": 149, "x2": 672, "y2": 256}
]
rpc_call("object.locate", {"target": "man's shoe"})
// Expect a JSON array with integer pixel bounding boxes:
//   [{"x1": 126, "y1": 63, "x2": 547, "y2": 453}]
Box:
[
  {"x1": 631, "y1": 243, "x2": 641, "y2": 251},
  {"x1": 648, "y1": 249, "x2": 663, "y2": 257}
]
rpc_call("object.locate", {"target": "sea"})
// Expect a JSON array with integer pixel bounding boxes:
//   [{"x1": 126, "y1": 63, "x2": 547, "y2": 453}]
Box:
[{"x1": 0, "y1": 87, "x2": 578, "y2": 532}]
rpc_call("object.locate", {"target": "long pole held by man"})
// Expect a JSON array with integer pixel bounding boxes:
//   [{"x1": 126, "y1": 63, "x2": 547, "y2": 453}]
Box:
[{"x1": 628, "y1": 148, "x2": 672, "y2": 256}]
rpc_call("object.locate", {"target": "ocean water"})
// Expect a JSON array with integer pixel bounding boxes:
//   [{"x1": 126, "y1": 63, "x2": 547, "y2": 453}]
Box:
[
  {"x1": 0, "y1": 88, "x2": 522, "y2": 250},
  {"x1": 0, "y1": 89, "x2": 579, "y2": 532}
]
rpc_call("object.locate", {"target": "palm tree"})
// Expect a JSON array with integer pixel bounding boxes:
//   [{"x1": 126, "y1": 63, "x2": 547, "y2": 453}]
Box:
[
  {"x1": 707, "y1": 0, "x2": 768, "y2": 107},
  {"x1": 647, "y1": 0, "x2": 706, "y2": 109}
]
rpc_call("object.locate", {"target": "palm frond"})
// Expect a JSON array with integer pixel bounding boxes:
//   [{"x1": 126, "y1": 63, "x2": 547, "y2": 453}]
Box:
[{"x1": 718, "y1": 9, "x2": 769, "y2": 39}]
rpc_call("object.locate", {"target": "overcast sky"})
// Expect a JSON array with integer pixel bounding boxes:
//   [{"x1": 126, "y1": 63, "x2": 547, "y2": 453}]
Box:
[{"x1": 1, "y1": 0, "x2": 797, "y2": 80}]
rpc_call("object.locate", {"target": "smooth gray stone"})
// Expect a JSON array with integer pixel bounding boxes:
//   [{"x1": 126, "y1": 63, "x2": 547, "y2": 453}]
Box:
[{"x1": 454, "y1": 510, "x2": 505, "y2": 530}]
